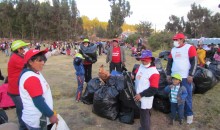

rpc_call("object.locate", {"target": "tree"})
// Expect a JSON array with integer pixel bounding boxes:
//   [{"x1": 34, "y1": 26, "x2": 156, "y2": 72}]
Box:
[
  {"x1": 0, "y1": 1, "x2": 15, "y2": 38},
  {"x1": 135, "y1": 21, "x2": 153, "y2": 38},
  {"x1": 96, "y1": 26, "x2": 106, "y2": 38},
  {"x1": 107, "y1": 0, "x2": 132, "y2": 38},
  {"x1": 165, "y1": 15, "x2": 184, "y2": 33},
  {"x1": 187, "y1": 3, "x2": 212, "y2": 38},
  {"x1": 148, "y1": 31, "x2": 174, "y2": 51}
]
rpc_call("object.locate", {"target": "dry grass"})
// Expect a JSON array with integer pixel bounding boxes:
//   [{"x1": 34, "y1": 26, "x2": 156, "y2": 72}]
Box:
[{"x1": 0, "y1": 48, "x2": 220, "y2": 130}]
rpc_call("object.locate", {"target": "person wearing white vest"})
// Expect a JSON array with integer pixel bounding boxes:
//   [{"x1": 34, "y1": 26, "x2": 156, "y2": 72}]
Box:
[
  {"x1": 133, "y1": 50, "x2": 160, "y2": 130},
  {"x1": 166, "y1": 33, "x2": 197, "y2": 125},
  {"x1": 19, "y1": 49, "x2": 58, "y2": 130}
]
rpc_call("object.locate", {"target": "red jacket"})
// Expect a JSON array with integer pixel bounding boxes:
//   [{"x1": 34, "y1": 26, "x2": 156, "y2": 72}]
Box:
[
  {"x1": 0, "y1": 83, "x2": 15, "y2": 108},
  {"x1": 7, "y1": 53, "x2": 25, "y2": 95}
]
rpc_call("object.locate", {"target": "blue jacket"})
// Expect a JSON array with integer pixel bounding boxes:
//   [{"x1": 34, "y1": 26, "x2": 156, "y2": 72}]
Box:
[
  {"x1": 164, "y1": 84, "x2": 188, "y2": 105},
  {"x1": 73, "y1": 57, "x2": 85, "y2": 76}
]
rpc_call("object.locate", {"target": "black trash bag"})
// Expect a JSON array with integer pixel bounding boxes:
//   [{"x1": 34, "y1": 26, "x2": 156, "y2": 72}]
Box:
[
  {"x1": 153, "y1": 96, "x2": 170, "y2": 114},
  {"x1": 0, "y1": 109, "x2": 8, "y2": 124},
  {"x1": 158, "y1": 69, "x2": 168, "y2": 90},
  {"x1": 155, "y1": 88, "x2": 169, "y2": 100},
  {"x1": 81, "y1": 77, "x2": 102, "y2": 104},
  {"x1": 158, "y1": 50, "x2": 170, "y2": 61},
  {"x1": 132, "y1": 64, "x2": 140, "y2": 77},
  {"x1": 154, "y1": 58, "x2": 163, "y2": 70},
  {"x1": 119, "y1": 71, "x2": 140, "y2": 109},
  {"x1": 193, "y1": 67, "x2": 218, "y2": 94},
  {"x1": 208, "y1": 61, "x2": 220, "y2": 80},
  {"x1": 107, "y1": 75, "x2": 125, "y2": 91},
  {"x1": 119, "y1": 105, "x2": 134, "y2": 124},
  {"x1": 79, "y1": 44, "x2": 97, "y2": 63},
  {"x1": 93, "y1": 86, "x2": 119, "y2": 120}
]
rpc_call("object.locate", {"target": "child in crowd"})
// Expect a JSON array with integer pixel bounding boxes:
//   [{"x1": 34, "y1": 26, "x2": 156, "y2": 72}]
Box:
[
  {"x1": 213, "y1": 48, "x2": 220, "y2": 62},
  {"x1": 164, "y1": 74, "x2": 188, "y2": 125},
  {"x1": 73, "y1": 53, "x2": 85, "y2": 102}
]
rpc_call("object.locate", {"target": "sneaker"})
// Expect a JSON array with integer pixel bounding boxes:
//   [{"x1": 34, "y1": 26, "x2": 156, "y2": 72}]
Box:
[
  {"x1": 169, "y1": 119, "x2": 175, "y2": 125},
  {"x1": 187, "y1": 115, "x2": 193, "y2": 124},
  {"x1": 75, "y1": 100, "x2": 79, "y2": 103},
  {"x1": 179, "y1": 119, "x2": 183, "y2": 125}
]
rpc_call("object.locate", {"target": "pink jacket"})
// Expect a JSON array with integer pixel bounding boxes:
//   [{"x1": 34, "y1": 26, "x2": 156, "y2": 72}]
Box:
[{"x1": 0, "y1": 83, "x2": 15, "y2": 108}]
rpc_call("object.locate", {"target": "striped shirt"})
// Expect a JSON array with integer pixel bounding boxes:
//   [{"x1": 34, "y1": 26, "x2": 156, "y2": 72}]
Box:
[{"x1": 170, "y1": 85, "x2": 180, "y2": 103}]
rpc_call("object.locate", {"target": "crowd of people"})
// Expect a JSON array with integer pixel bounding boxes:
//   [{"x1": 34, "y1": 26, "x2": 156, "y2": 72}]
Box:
[{"x1": 0, "y1": 33, "x2": 220, "y2": 130}]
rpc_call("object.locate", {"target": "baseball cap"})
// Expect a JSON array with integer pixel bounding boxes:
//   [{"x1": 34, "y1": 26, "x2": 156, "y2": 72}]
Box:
[
  {"x1": 11, "y1": 40, "x2": 30, "y2": 51},
  {"x1": 24, "y1": 49, "x2": 48, "y2": 63},
  {"x1": 83, "y1": 39, "x2": 90, "y2": 43},
  {"x1": 172, "y1": 33, "x2": 185, "y2": 40},
  {"x1": 75, "y1": 53, "x2": 85, "y2": 59},
  {"x1": 171, "y1": 73, "x2": 182, "y2": 81},
  {"x1": 112, "y1": 39, "x2": 119, "y2": 43}
]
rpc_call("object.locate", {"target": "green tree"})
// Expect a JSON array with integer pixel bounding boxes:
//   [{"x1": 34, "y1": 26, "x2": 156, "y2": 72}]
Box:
[
  {"x1": 96, "y1": 26, "x2": 106, "y2": 38},
  {"x1": 0, "y1": 1, "x2": 15, "y2": 38},
  {"x1": 148, "y1": 31, "x2": 174, "y2": 51},
  {"x1": 135, "y1": 21, "x2": 153, "y2": 38},
  {"x1": 107, "y1": 0, "x2": 132, "y2": 38},
  {"x1": 165, "y1": 15, "x2": 184, "y2": 33},
  {"x1": 187, "y1": 3, "x2": 212, "y2": 38}
]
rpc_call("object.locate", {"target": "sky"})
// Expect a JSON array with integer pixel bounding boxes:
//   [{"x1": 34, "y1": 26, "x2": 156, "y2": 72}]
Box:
[{"x1": 75, "y1": 0, "x2": 220, "y2": 30}]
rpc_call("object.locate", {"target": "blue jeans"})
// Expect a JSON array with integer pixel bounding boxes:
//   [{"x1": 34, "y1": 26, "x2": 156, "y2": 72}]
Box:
[
  {"x1": 182, "y1": 78, "x2": 193, "y2": 116},
  {"x1": 9, "y1": 94, "x2": 27, "y2": 130},
  {"x1": 76, "y1": 75, "x2": 84, "y2": 100},
  {"x1": 25, "y1": 124, "x2": 41, "y2": 130},
  {"x1": 170, "y1": 103, "x2": 184, "y2": 120}
]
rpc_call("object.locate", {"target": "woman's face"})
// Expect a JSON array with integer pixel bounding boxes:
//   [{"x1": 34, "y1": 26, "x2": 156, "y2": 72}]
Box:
[
  {"x1": 29, "y1": 57, "x2": 45, "y2": 72},
  {"x1": 140, "y1": 58, "x2": 152, "y2": 65}
]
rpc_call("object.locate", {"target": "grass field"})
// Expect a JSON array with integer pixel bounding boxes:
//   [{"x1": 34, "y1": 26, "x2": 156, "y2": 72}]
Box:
[{"x1": 0, "y1": 48, "x2": 220, "y2": 130}]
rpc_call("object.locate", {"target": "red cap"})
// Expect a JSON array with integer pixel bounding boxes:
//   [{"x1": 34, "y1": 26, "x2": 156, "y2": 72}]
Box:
[
  {"x1": 217, "y1": 48, "x2": 220, "y2": 53},
  {"x1": 24, "y1": 49, "x2": 48, "y2": 63},
  {"x1": 112, "y1": 39, "x2": 119, "y2": 43},
  {"x1": 172, "y1": 33, "x2": 185, "y2": 40}
]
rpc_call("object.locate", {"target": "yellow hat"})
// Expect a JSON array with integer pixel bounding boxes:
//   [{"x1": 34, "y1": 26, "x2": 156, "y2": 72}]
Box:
[
  {"x1": 75, "y1": 53, "x2": 85, "y2": 59},
  {"x1": 11, "y1": 40, "x2": 30, "y2": 51}
]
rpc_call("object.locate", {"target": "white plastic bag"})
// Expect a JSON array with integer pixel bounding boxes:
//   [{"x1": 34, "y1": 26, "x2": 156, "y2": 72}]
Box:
[{"x1": 51, "y1": 114, "x2": 70, "y2": 130}]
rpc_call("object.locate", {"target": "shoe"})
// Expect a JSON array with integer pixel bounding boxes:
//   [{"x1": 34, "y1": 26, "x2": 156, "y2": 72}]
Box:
[
  {"x1": 187, "y1": 115, "x2": 193, "y2": 124},
  {"x1": 179, "y1": 119, "x2": 183, "y2": 125},
  {"x1": 76, "y1": 92, "x2": 81, "y2": 101},
  {"x1": 169, "y1": 119, "x2": 175, "y2": 125}
]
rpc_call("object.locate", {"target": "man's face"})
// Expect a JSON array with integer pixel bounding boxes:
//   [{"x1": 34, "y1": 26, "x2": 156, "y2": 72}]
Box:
[{"x1": 113, "y1": 41, "x2": 118, "y2": 47}]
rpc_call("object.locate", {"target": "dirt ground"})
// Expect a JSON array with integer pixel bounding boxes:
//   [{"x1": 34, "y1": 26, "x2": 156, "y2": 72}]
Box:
[{"x1": 1, "y1": 48, "x2": 220, "y2": 130}]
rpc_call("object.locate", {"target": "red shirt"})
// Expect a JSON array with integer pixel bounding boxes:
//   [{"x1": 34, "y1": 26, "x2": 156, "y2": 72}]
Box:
[
  {"x1": 8, "y1": 53, "x2": 25, "y2": 95},
  {"x1": 111, "y1": 47, "x2": 121, "y2": 63}
]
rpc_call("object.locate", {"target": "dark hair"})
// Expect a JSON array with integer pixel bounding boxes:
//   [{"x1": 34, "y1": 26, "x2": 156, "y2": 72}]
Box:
[
  {"x1": 12, "y1": 49, "x2": 19, "y2": 53},
  {"x1": 25, "y1": 52, "x2": 47, "y2": 68}
]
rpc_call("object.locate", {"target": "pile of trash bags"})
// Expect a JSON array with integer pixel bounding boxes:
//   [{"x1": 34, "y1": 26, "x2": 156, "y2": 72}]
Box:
[
  {"x1": 154, "y1": 51, "x2": 220, "y2": 113},
  {"x1": 158, "y1": 51, "x2": 220, "y2": 94},
  {"x1": 81, "y1": 71, "x2": 140, "y2": 124}
]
